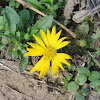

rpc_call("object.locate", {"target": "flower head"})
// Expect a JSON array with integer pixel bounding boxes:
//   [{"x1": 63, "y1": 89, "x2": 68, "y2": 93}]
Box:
[{"x1": 24, "y1": 26, "x2": 72, "y2": 79}]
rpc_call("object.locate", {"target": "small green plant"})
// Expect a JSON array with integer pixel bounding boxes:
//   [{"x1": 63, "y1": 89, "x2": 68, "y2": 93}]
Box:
[
  {"x1": 0, "y1": 6, "x2": 53, "y2": 72},
  {"x1": 63, "y1": 66, "x2": 100, "y2": 99},
  {"x1": 26, "y1": 0, "x2": 62, "y2": 17},
  {"x1": 63, "y1": 75, "x2": 71, "y2": 89}
]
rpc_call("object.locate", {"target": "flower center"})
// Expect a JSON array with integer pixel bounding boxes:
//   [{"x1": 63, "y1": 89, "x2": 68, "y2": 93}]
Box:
[{"x1": 44, "y1": 47, "x2": 56, "y2": 60}]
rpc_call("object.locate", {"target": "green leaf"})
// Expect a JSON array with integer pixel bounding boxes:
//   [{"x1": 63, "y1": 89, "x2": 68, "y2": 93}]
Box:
[
  {"x1": 26, "y1": 0, "x2": 45, "y2": 11},
  {"x1": 5, "y1": 6, "x2": 20, "y2": 34},
  {"x1": 77, "y1": 39, "x2": 87, "y2": 47},
  {"x1": 89, "y1": 71, "x2": 100, "y2": 81},
  {"x1": 15, "y1": 2, "x2": 20, "y2": 8},
  {"x1": 31, "y1": 15, "x2": 53, "y2": 36},
  {"x1": 80, "y1": 88, "x2": 90, "y2": 96},
  {"x1": 69, "y1": 64, "x2": 76, "y2": 72},
  {"x1": 0, "y1": 16, "x2": 5, "y2": 30},
  {"x1": 9, "y1": 0, "x2": 15, "y2": 7},
  {"x1": 19, "y1": 9, "x2": 30, "y2": 23},
  {"x1": 95, "y1": 48, "x2": 100, "y2": 55},
  {"x1": 1, "y1": 36, "x2": 11, "y2": 44},
  {"x1": 90, "y1": 80, "x2": 100, "y2": 88},
  {"x1": 0, "y1": 41, "x2": 5, "y2": 50},
  {"x1": 63, "y1": 75, "x2": 71, "y2": 84},
  {"x1": 78, "y1": 67, "x2": 90, "y2": 76},
  {"x1": 90, "y1": 29, "x2": 100, "y2": 44},
  {"x1": 49, "y1": 10, "x2": 57, "y2": 17},
  {"x1": 83, "y1": 23, "x2": 89, "y2": 36},
  {"x1": 40, "y1": 0, "x2": 53, "y2": 6},
  {"x1": 24, "y1": 33, "x2": 31, "y2": 40},
  {"x1": 19, "y1": 56, "x2": 29, "y2": 72},
  {"x1": 75, "y1": 93, "x2": 85, "y2": 100},
  {"x1": 75, "y1": 75, "x2": 87, "y2": 85},
  {"x1": 11, "y1": 51, "x2": 18, "y2": 59},
  {"x1": 67, "y1": 81, "x2": 79, "y2": 92}
]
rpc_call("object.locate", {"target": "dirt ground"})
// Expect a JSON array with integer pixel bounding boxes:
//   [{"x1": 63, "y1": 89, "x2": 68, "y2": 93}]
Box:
[
  {"x1": 0, "y1": 59, "x2": 100, "y2": 100},
  {"x1": 0, "y1": 59, "x2": 73, "y2": 100}
]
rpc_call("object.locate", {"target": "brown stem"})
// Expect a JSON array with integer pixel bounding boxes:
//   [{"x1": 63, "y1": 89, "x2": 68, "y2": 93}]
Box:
[{"x1": 15, "y1": 0, "x2": 76, "y2": 38}]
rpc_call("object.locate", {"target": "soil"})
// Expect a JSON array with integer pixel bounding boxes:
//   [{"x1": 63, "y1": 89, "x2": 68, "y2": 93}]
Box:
[{"x1": 0, "y1": 59, "x2": 73, "y2": 100}]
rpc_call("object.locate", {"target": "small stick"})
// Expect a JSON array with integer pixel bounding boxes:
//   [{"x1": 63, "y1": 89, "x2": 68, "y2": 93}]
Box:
[{"x1": 15, "y1": 0, "x2": 76, "y2": 38}]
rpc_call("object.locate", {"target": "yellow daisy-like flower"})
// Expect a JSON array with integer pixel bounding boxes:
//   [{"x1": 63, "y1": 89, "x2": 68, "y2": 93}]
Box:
[{"x1": 24, "y1": 26, "x2": 72, "y2": 79}]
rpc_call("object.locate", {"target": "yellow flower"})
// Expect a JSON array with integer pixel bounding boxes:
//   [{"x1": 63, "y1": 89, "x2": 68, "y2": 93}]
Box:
[{"x1": 24, "y1": 26, "x2": 72, "y2": 79}]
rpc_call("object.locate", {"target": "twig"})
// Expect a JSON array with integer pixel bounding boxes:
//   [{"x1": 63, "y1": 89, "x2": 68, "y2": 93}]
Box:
[{"x1": 15, "y1": 0, "x2": 76, "y2": 38}]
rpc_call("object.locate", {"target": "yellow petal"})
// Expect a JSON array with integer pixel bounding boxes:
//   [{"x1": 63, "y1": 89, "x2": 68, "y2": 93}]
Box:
[
  {"x1": 46, "y1": 29, "x2": 51, "y2": 45},
  {"x1": 51, "y1": 60, "x2": 57, "y2": 76},
  {"x1": 55, "y1": 30, "x2": 62, "y2": 41},
  {"x1": 51, "y1": 60, "x2": 59, "y2": 78},
  {"x1": 29, "y1": 56, "x2": 45, "y2": 73},
  {"x1": 23, "y1": 49, "x2": 44, "y2": 57},
  {"x1": 27, "y1": 42, "x2": 44, "y2": 50},
  {"x1": 55, "y1": 37, "x2": 68, "y2": 46},
  {"x1": 57, "y1": 61, "x2": 65, "y2": 70},
  {"x1": 50, "y1": 30, "x2": 62, "y2": 48},
  {"x1": 33, "y1": 35, "x2": 46, "y2": 48},
  {"x1": 26, "y1": 47, "x2": 34, "y2": 51},
  {"x1": 39, "y1": 59, "x2": 50, "y2": 79},
  {"x1": 60, "y1": 59, "x2": 70, "y2": 66},
  {"x1": 56, "y1": 53, "x2": 72, "y2": 59},
  {"x1": 53, "y1": 54, "x2": 70, "y2": 66},
  {"x1": 51, "y1": 26, "x2": 56, "y2": 38},
  {"x1": 40, "y1": 29, "x2": 48, "y2": 46},
  {"x1": 56, "y1": 41, "x2": 70, "y2": 49}
]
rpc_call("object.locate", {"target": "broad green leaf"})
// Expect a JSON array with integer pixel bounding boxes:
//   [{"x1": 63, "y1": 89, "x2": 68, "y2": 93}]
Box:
[
  {"x1": 26, "y1": 0, "x2": 45, "y2": 11},
  {"x1": 75, "y1": 75, "x2": 87, "y2": 85},
  {"x1": 89, "y1": 71, "x2": 100, "y2": 81},
  {"x1": 5, "y1": 6, "x2": 20, "y2": 34},
  {"x1": 80, "y1": 88, "x2": 90, "y2": 96},
  {"x1": 19, "y1": 9, "x2": 30, "y2": 23},
  {"x1": 31, "y1": 15, "x2": 53, "y2": 36},
  {"x1": 67, "y1": 81, "x2": 79, "y2": 92},
  {"x1": 90, "y1": 80, "x2": 100, "y2": 88},
  {"x1": 5, "y1": 6, "x2": 20, "y2": 25},
  {"x1": 78, "y1": 67, "x2": 90, "y2": 76},
  {"x1": 75, "y1": 93, "x2": 85, "y2": 100}
]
